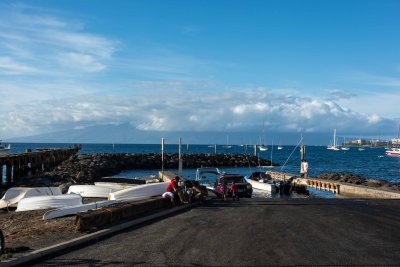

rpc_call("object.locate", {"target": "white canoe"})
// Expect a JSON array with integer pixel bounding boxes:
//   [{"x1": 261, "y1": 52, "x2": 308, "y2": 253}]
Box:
[
  {"x1": 94, "y1": 182, "x2": 138, "y2": 191},
  {"x1": 0, "y1": 187, "x2": 61, "y2": 209},
  {"x1": 245, "y1": 178, "x2": 278, "y2": 193},
  {"x1": 43, "y1": 200, "x2": 118, "y2": 220},
  {"x1": 67, "y1": 185, "x2": 118, "y2": 198},
  {"x1": 109, "y1": 182, "x2": 169, "y2": 201},
  {"x1": 16, "y1": 194, "x2": 82, "y2": 212}
]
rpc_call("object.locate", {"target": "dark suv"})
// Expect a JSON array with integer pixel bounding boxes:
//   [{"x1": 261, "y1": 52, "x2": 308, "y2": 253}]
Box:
[{"x1": 215, "y1": 174, "x2": 252, "y2": 198}]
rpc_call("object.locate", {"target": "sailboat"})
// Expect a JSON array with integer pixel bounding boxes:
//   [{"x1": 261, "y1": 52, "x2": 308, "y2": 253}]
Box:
[
  {"x1": 341, "y1": 137, "x2": 350, "y2": 151},
  {"x1": 223, "y1": 135, "x2": 232, "y2": 148},
  {"x1": 327, "y1": 129, "x2": 341, "y2": 150},
  {"x1": 258, "y1": 121, "x2": 268, "y2": 151},
  {"x1": 277, "y1": 138, "x2": 283, "y2": 150}
]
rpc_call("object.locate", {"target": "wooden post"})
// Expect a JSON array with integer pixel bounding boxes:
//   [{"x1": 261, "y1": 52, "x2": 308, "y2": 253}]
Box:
[
  {"x1": 6, "y1": 160, "x2": 12, "y2": 185},
  {"x1": 0, "y1": 160, "x2": 3, "y2": 186}
]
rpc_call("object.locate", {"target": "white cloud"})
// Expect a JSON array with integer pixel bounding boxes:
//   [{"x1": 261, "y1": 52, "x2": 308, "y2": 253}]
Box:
[
  {"x1": 0, "y1": 86, "x2": 396, "y2": 139},
  {"x1": 0, "y1": 4, "x2": 116, "y2": 76}
]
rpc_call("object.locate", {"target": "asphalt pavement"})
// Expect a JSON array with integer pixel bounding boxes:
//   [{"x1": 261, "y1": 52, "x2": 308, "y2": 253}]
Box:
[{"x1": 17, "y1": 198, "x2": 400, "y2": 266}]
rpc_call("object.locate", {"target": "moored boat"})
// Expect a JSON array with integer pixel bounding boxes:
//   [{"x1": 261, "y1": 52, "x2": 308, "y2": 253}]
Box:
[
  {"x1": 385, "y1": 147, "x2": 400, "y2": 156},
  {"x1": 0, "y1": 140, "x2": 10, "y2": 151}
]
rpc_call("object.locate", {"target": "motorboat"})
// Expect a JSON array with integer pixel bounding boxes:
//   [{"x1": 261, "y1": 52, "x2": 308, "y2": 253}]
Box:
[
  {"x1": 385, "y1": 147, "x2": 400, "y2": 156},
  {"x1": 16, "y1": 194, "x2": 82, "y2": 212},
  {"x1": 109, "y1": 182, "x2": 169, "y2": 201},
  {"x1": 244, "y1": 172, "x2": 279, "y2": 194},
  {"x1": 195, "y1": 167, "x2": 221, "y2": 191},
  {"x1": 0, "y1": 187, "x2": 61, "y2": 209}
]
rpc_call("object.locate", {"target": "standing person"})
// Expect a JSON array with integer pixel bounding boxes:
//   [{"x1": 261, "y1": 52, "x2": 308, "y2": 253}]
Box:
[
  {"x1": 300, "y1": 159, "x2": 309, "y2": 179},
  {"x1": 220, "y1": 181, "x2": 228, "y2": 201},
  {"x1": 231, "y1": 181, "x2": 239, "y2": 201},
  {"x1": 166, "y1": 176, "x2": 188, "y2": 204}
]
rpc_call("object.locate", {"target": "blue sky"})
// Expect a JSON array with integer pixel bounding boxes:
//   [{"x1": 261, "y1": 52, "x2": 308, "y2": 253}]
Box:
[{"x1": 1, "y1": 0, "x2": 400, "y2": 143}]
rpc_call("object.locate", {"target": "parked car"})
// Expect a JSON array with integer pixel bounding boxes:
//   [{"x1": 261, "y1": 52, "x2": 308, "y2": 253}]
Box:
[{"x1": 215, "y1": 174, "x2": 252, "y2": 198}]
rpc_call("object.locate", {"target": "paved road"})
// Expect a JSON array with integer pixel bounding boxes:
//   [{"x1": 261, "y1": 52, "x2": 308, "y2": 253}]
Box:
[{"x1": 30, "y1": 198, "x2": 400, "y2": 266}]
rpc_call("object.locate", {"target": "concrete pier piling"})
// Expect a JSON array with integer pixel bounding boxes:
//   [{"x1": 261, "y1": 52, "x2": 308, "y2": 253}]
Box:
[{"x1": 0, "y1": 145, "x2": 80, "y2": 187}]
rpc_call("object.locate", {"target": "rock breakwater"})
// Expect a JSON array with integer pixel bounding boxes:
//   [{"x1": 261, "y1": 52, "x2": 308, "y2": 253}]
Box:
[{"x1": 23, "y1": 153, "x2": 275, "y2": 188}]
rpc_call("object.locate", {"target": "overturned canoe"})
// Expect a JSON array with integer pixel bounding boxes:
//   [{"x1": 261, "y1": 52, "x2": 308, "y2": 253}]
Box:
[
  {"x1": 43, "y1": 199, "x2": 118, "y2": 220},
  {"x1": 109, "y1": 182, "x2": 169, "y2": 201},
  {"x1": 0, "y1": 187, "x2": 61, "y2": 209},
  {"x1": 16, "y1": 194, "x2": 82, "y2": 212},
  {"x1": 67, "y1": 185, "x2": 119, "y2": 198}
]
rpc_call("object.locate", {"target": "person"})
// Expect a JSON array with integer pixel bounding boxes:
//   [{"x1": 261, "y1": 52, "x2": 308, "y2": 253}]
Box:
[
  {"x1": 221, "y1": 182, "x2": 228, "y2": 201},
  {"x1": 300, "y1": 159, "x2": 309, "y2": 179},
  {"x1": 189, "y1": 181, "x2": 205, "y2": 204},
  {"x1": 166, "y1": 176, "x2": 188, "y2": 204},
  {"x1": 230, "y1": 181, "x2": 239, "y2": 201}
]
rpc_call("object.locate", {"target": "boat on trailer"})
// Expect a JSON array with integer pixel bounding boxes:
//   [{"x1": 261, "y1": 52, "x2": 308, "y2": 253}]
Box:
[
  {"x1": 195, "y1": 167, "x2": 221, "y2": 191},
  {"x1": 245, "y1": 172, "x2": 279, "y2": 194}
]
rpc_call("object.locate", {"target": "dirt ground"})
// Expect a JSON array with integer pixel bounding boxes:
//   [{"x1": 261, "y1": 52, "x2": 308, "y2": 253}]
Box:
[{"x1": 0, "y1": 208, "x2": 85, "y2": 252}]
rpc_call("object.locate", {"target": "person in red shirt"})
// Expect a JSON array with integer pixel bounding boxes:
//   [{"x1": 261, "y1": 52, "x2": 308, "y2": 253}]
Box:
[
  {"x1": 166, "y1": 176, "x2": 188, "y2": 204},
  {"x1": 230, "y1": 181, "x2": 239, "y2": 201}
]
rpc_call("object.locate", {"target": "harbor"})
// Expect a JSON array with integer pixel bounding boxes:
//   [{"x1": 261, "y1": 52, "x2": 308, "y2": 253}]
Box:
[{"x1": 1, "y1": 145, "x2": 400, "y2": 265}]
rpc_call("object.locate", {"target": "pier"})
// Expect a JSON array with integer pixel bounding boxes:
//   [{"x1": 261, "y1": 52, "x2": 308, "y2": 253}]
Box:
[
  {"x1": 0, "y1": 145, "x2": 81, "y2": 187},
  {"x1": 268, "y1": 171, "x2": 400, "y2": 199}
]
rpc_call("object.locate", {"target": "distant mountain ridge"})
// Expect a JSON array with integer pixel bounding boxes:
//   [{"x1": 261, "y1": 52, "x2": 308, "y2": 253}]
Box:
[{"x1": 5, "y1": 123, "x2": 332, "y2": 145}]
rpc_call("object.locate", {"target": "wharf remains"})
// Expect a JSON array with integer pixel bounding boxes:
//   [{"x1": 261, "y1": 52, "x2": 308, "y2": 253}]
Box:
[{"x1": 0, "y1": 146, "x2": 81, "y2": 188}]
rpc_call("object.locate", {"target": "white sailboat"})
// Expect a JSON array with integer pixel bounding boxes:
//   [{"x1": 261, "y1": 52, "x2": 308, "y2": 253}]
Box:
[
  {"x1": 327, "y1": 129, "x2": 341, "y2": 150},
  {"x1": 258, "y1": 121, "x2": 268, "y2": 151},
  {"x1": 223, "y1": 135, "x2": 232, "y2": 148},
  {"x1": 386, "y1": 124, "x2": 400, "y2": 156}
]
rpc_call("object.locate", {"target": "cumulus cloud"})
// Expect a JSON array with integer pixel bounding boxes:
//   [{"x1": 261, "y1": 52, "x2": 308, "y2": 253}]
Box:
[{"x1": 0, "y1": 86, "x2": 396, "y2": 138}]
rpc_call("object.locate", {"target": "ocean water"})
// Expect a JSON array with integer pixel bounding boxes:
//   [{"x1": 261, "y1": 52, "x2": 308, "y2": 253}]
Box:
[{"x1": 2, "y1": 143, "x2": 400, "y2": 184}]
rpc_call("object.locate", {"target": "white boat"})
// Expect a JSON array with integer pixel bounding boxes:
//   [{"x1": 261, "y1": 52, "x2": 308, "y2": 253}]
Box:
[
  {"x1": 94, "y1": 181, "x2": 139, "y2": 191},
  {"x1": 277, "y1": 145, "x2": 283, "y2": 150},
  {"x1": 386, "y1": 125, "x2": 400, "y2": 156},
  {"x1": 222, "y1": 135, "x2": 232, "y2": 148},
  {"x1": 244, "y1": 172, "x2": 279, "y2": 193},
  {"x1": 108, "y1": 182, "x2": 169, "y2": 201},
  {"x1": 67, "y1": 185, "x2": 119, "y2": 198},
  {"x1": 358, "y1": 147, "x2": 366, "y2": 151},
  {"x1": 195, "y1": 167, "x2": 221, "y2": 191},
  {"x1": 259, "y1": 144, "x2": 268, "y2": 151},
  {"x1": 43, "y1": 200, "x2": 118, "y2": 220},
  {"x1": 327, "y1": 129, "x2": 341, "y2": 150},
  {"x1": 0, "y1": 140, "x2": 10, "y2": 151},
  {"x1": 16, "y1": 194, "x2": 82, "y2": 212},
  {"x1": 0, "y1": 187, "x2": 61, "y2": 209},
  {"x1": 386, "y1": 147, "x2": 400, "y2": 156}
]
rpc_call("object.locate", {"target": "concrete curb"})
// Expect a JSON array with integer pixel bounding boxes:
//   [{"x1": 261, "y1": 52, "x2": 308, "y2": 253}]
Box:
[{"x1": 1, "y1": 203, "x2": 195, "y2": 267}]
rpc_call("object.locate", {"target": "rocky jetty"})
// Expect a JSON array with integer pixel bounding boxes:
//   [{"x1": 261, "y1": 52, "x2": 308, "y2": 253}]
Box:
[
  {"x1": 316, "y1": 172, "x2": 400, "y2": 191},
  {"x1": 18, "y1": 153, "x2": 275, "y2": 189}
]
